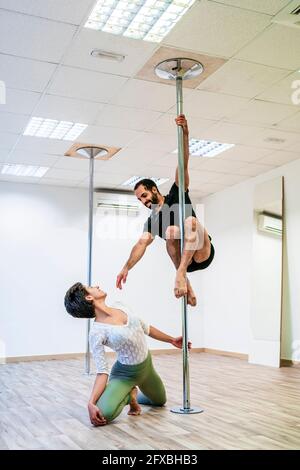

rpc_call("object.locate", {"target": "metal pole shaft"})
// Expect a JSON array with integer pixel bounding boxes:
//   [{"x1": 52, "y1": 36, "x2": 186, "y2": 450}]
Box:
[
  {"x1": 176, "y1": 75, "x2": 191, "y2": 410},
  {"x1": 85, "y1": 149, "x2": 95, "y2": 375}
]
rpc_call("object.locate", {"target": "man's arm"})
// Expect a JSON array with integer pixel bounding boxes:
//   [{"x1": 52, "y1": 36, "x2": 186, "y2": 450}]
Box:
[
  {"x1": 175, "y1": 114, "x2": 190, "y2": 188},
  {"x1": 116, "y1": 232, "x2": 154, "y2": 289},
  {"x1": 88, "y1": 373, "x2": 108, "y2": 426}
]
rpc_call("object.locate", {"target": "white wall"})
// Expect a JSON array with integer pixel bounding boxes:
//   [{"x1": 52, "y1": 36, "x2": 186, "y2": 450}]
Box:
[
  {"x1": 201, "y1": 158, "x2": 300, "y2": 361},
  {"x1": 0, "y1": 182, "x2": 204, "y2": 359}
]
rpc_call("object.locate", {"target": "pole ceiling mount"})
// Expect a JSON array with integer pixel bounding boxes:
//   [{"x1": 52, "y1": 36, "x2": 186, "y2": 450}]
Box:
[{"x1": 155, "y1": 57, "x2": 204, "y2": 81}]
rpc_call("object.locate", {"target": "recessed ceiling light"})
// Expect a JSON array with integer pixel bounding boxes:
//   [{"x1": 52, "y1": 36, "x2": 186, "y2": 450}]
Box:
[
  {"x1": 23, "y1": 117, "x2": 88, "y2": 141},
  {"x1": 85, "y1": 0, "x2": 196, "y2": 43},
  {"x1": 1, "y1": 164, "x2": 49, "y2": 177},
  {"x1": 122, "y1": 176, "x2": 169, "y2": 187},
  {"x1": 173, "y1": 138, "x2": 235, "y2": 158}
]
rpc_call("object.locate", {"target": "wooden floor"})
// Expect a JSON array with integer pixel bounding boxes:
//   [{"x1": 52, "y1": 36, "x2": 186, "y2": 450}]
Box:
[{"x1": 1, "y1": 352, "x2": 300, "y2": 450}]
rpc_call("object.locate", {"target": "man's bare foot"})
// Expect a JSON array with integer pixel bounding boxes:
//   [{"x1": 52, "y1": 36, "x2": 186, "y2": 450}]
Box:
[
  {"x1": 128, "y1": 387, "x2": 141, "y2": 416},
  {"x1": 174, "y1": 271, "x2": 188, "y2": 298},
  {"x1": 187, "y1": 279, "x2": 197, "y2": 307}
]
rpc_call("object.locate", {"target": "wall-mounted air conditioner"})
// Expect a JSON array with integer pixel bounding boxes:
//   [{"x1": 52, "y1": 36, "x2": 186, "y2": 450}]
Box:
[
  {"x1": 94, "y1": 189, "x2": 140, "y2": 216},
  {"x1": 257, "y1": 213, "x2": 282, "y2": 236}
]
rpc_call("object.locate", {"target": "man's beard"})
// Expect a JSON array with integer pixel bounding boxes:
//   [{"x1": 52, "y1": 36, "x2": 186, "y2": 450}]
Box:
[{"x1": 151, "y1": 192, "x2": 159, "y2": 205}]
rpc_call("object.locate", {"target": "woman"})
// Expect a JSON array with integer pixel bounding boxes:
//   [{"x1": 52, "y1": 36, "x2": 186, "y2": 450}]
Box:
[{"x1": 64, "y1": 282, "x2": 190, "y2": 426}]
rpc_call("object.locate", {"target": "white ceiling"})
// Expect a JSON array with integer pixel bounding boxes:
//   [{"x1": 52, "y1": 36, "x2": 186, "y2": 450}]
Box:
[{"x1": 0, "y1": 0, "x2": 299, "y2": 199}]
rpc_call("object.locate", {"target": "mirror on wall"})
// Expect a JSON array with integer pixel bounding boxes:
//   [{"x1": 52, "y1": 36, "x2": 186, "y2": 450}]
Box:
[{"x1": 249, "y1": 176, "x2": 284, "y2": 368}]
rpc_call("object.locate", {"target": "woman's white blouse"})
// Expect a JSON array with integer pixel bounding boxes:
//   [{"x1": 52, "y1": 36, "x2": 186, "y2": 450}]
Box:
[{"x1": 89, "y1": 305, "x2": 150, "y2": 375}]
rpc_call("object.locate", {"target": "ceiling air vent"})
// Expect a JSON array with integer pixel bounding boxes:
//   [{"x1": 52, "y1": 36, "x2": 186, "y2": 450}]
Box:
[{"x1": 272, "y1": 1, "x2": 300, "y2": 28}]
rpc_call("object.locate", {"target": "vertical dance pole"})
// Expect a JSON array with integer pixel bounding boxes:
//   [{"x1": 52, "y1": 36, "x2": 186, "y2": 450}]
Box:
[
  {"x1": 76, "y1": 146, "x2": 108, "y2": 375},
  {"x1": 155, "y1": 58, "x2": 204, "y2": 414}
]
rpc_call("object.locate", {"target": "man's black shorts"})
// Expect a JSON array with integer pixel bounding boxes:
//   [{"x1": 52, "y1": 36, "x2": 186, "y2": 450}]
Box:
[{"x1": 187, "y1": 242, "x2": 215, "y2": 273}]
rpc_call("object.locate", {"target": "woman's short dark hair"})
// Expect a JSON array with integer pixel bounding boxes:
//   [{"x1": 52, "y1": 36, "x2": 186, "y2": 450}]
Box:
[
  {"x1": 64, "y1": 282, "x2": 95, "y2": 318},
  {"x1": 134, "y1": 178, "x2": 159, "y2": 192}
]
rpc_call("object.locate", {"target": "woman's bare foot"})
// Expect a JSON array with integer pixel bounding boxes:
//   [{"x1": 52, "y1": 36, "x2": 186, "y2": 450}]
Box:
[
  {"x1": 128, "y1": 387, "x2": 141, "y2": 416},
  {"x1": 187, "y1": 279, "x2": 197, "y2": 307}
]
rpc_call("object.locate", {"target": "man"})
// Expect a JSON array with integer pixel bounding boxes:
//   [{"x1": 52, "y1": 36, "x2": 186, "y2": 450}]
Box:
[{"x1": 116, "y1": 114, "x2": 215, "y2": 306}]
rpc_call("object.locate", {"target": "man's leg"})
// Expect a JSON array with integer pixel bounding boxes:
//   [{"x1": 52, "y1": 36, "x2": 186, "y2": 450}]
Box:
[
  {"x1": 165, "y1": 225, "x2": 197, "y2": 306},
  {"x1": 175, "y1": 216, "x2": 211, "y2": 298}
]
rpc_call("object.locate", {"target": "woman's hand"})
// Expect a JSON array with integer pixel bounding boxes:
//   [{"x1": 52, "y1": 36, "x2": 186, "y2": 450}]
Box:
[
  {"x1": 171, "y1": 336, "x2": 192, "y2": 350},
  {"x1": 88, "y1": 402, "x2": 107, "y2": 426}
]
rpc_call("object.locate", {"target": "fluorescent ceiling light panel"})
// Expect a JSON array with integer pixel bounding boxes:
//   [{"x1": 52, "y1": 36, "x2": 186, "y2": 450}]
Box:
[
  {"x1": 122, "y1": 176, "x2": 169, "y2": 187},
  {"x1": 173, "y1": 139, "x2": 235, "y2": 158},
  {"x1": 1, "y1": 164, "x2": 49, "y2": 177},
  {"x1": 85, "y1": 0, "x2": 196, "y2": 42},
  {"x1": 23, "y1": 117, "x2": 88, "y2": 141}
]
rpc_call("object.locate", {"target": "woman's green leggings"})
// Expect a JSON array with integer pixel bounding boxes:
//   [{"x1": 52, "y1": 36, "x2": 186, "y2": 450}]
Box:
[{"x1": 97, "y1": 352, "x2": 166, "y2": 422}]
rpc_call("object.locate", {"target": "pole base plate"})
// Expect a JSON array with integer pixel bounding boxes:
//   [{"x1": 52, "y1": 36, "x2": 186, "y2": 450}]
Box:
[{"x1": 170, "y1": 406, "x2": 204, "y2": 414}]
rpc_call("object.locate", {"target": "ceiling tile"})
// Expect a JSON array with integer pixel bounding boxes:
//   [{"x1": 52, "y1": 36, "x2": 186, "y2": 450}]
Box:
[
  {"x1": 0, "y1": 149, "x2": 9, "y2": 162},
  {"x1": 198, "y1": 59, "x2": 289, "y2": 98},
  {"x1": 3, "y1": 88, "x2": 41, "y2": 114},
  {"x1": 110, "y1": 79, "x2": 179, "y2": 112},
  {"x1": 242, "y1": 127, "x2": 300, "y2": 150},
  {"x1": 276, "y1": 111, "x2": 300, "y2": 132},
  {"x1": 0, "y1": 174, "x2": 41, "y2": 184},
  {"x1": 236, "y1": 24, "x2": 300, "y2": 70},
  {"x1": 15, "y1": 135, "x2": 71, "y2": 155},
  {"x1": 196, "y1": 182, "x2": 228, "y2": 194},
  {"x1": 228, "y1": 99, "x2": 297, "y2": 126},
  {"x1": 127, "y1": 132, "x2": 177, "y2": 154},
  {"x1": 93, "y1": 146, "x2": 166, "y2": 176},
  {"x1": 0, "y1": 112, "x2": 29, "y2": 134},
  {"x1": 235, "y1": 162, "x2": 275, "y2": 176},
  {"x1": 0, "y1": 132, "x2": 19, "y2": 150},
  {"x1": 256, "y1": 71, "x2": 300, "y2": 105},
  {"x1": 34, "y1": 94, "x2": 103, "y2": 124},
  {"x1": 48, "y1": 66, "x2": 127, "y2": 102},
  {"x1": 148, "y1": 113, "x2": 216, "y2": 136},
  {"x1": 256, "y1": 150, "x2": 300, "y2": 166},
  {"x1": 93, "y1": 172, "x2": 132, "y2": 186},
  {"x1": 136, "y1": 164, "x2": 173, "y2": 179},
  {"x1": 0, "y1": 54, "x2": 56, "y2": 92},
  {"x1": 53, "y1": 155, "x2": 112, "y2": 173},
  {"x1": 165, "y1": 0, "x2": 271, "y2": 58},
  {"x1": 208, "y1": 172, "x2": 249, "y2": 185},
  {"x1": 198, "y1": 157, "x2": 247, "y2": 173},
  {"x1": 201, "y1": 121, "x2": 263, "y2": 145},
  {"x1": 80, "y1": 125, "x2": 140, "y2": 148},
  {"x1": 172, "y1": 89, "x2": 249, "y2": 121},
  {"x1": 95, "y1": 105, "x2": 162, "y2": 132},
  {"x1": 285, "y1": 140, "x2": 300, "y2": 153},
  {"x1": 7, "y1": 150, "x2": 59, "y2": 167},
  {"x1": 79, "y1": 178, "x2": 119, "y2": 189},
  {"x1": 38, "y1": 178, "x2": 79, "y2": 187},
  {"x1": 207, "y1": 0, "x2": 291, "y2": 15},
  {"x1": 217, "y1": 145, "x2": 272, "y2": 163},
  {"x1": 190, "y1": 169, "x2": 225, "y2": 183},
  {"x1": 0, "y1": 10, "x2": 76, "y2": 62},
  {"x1": 64, "y1": 29, "x2": 156, "y2": 77},
  {"x1": 0, "y1": 0, "x2": 95, "y2": 25},
  {"x1": 45, "y1": 168, "x2": 87, "y2": 181}
]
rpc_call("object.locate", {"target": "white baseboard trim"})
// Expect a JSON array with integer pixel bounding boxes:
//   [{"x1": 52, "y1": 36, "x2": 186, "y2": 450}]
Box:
[{"x1": 1, "y1": 347, "x2": 250, "y2": 364}]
